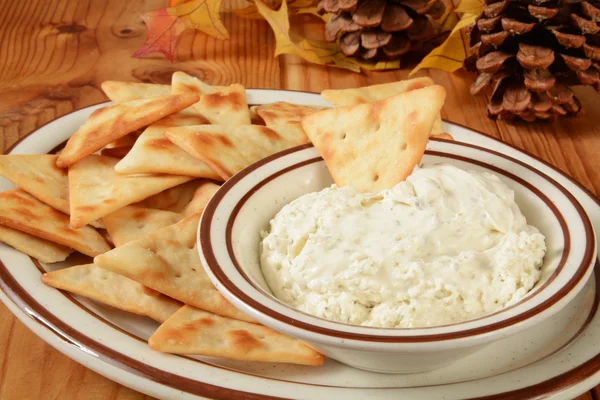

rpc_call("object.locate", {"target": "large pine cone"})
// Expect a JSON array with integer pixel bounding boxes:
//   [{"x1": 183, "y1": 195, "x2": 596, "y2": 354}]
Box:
[
  {"x1": 467, "y1": 0, "x2": 600, "y2": 122},
  {"x1": 320, "y1": 0, "x2": 452, "y2": 60}
]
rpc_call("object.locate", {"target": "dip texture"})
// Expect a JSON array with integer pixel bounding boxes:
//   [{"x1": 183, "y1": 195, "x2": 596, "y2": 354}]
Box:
[{"x1": 260, "y1": 164, "x2": 546, "y2": 328}]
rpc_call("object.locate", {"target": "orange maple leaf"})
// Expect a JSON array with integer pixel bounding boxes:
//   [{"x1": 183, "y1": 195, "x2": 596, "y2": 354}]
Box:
[{"x1": 134, "y1": 0, "x2": 229, "y2": 62}]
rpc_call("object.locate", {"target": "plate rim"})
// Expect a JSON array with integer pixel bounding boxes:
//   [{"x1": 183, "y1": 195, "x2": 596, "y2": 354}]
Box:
[{"x1": 0, "y1": 92, "x2": 599, "y2": 400}]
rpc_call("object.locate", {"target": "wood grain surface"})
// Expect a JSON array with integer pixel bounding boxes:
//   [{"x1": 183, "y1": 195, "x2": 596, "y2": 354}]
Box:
[{"x1": 0, "y1": 0, "x2": 599, "y2": 399}]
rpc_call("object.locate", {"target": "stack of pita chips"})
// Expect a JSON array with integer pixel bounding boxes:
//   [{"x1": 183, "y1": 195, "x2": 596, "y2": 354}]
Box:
[
  {"x1": 0, "y1": 74, "x2": 448, "y2": 367},
  {"x1": 0, "y1": 73, "x2": 330, "y2": 366}
]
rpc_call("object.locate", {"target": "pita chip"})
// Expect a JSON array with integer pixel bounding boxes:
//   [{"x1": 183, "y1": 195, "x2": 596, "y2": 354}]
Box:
[
  {"x1": 0, "y1": 225, "x2": 73, "y2": 263},
  {"x1": 0, "y1": 154, "x2": 69, "y2": 214},
  {"x1": 94, "y1": 213, "x2": 254, "y2": 323},
  {"x1": 165, "y1": 124, "x2": 309, "y2": 180},
  {"x1": 115, "y1": 114, "x2": 221, "y2": 180},
  {"x1": 0, "y1": 189, "x2": 110, "y2": 257},
  {"x1": 256, "y1": 102, "x2": 327, "y2": 126},
  {"x1": 68, "y1": 155, "x2": 192, "y2": 229},
  {"x1": 171, "y1": 72, "x2": 251, "y2": 125},
  {"x1": 320, "y1": 78, "x2": 444, "y2": 135},
  {"x1": 134, "y1": 180, "x2": 202, "y2": 213},
  {"x1": 301, "y1": 85, "x2": 446, "y2": 193},
  {"x1": 149, "y1": 306, "x2": 324, "y2": 366},
  {"x1": 56, "y1": 94, "x2": 200, "y2": 168},
  {"x1": 101, "y1": 81, "x2": 172, "y2": 103},
  {"x1": 181, "y1": 181, "x2": 220, "y2": 216},
  {"x1": 42, "y1": 264, "x2": 181, "y2": 323},
  {"x1": 103, "y1": 206, "x2": 184, "y2": 247}
]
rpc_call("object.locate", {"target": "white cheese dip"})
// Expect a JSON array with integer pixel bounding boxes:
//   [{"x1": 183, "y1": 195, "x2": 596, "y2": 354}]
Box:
[{"x1": 260, "y1": 164, "x2": 546, "y2": 328}]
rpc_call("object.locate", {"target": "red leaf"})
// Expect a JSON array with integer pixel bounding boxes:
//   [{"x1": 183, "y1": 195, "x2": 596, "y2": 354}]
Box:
[{"x1": 133, "y1": 9, "x2": 187, "y2": 62}]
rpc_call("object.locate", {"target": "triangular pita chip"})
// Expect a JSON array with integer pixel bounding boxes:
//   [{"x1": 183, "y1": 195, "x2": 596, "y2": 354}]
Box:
[
  {"x1": 134, "y1": 180, "x2": 202, "y2": 213},
  {"x1": 320, "y1": 78, "x2": 443, "y2": 135},
  {"x1": 171, "y1": 72, "x2": 251, "y2": 125},
  {"x1": 114, "y1": 114, "x2": 221, "y2": 179},
  {"x1": 68, "y1": 155, "x2": 192, "y2": 229},
  {"x1": 103, "y1": 206, "x2": 183, "y2": 247},
  {"x1": 0, "y1": 225, "x2": 73, "y2": 263},
  {"x1": 56, "y1": 94, "x2": 199, "y2": 168},
  {"x1": 181, "y1": 181, "x2": 220, "y2": 216},
  {"x1": 0, "y1": 155, "x2": 69, "y2": 214},
  {"x1": 301, "y1": 85, "x2": 446, "y2": 193},
  {"x1": 165, "y1": 124, "x2": 309, "y2": 180},
  {"x1": 42, "y1": 264, "x2": 181, "y2": 323},
  {"x1": 149, "y1": 306, "x2": 324, "y2": 366},
  {"x1": 256, "y1": 102, "x2": 327, "y2": 126},
  {"x1": 0, "y1": 189, "x2": 110, "y2": 257},
  {"x1": 101, "y1": 81, "x2": 172, "y2": 103},
  {"x1": 94, "y1": 213, "x2": 254, "y2": 322}
]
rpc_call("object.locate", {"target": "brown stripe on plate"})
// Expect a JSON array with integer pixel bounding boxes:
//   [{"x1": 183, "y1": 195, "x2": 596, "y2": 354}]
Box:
[{"x1": 202, "y1": 143, "x2": 594, "y2": 342}]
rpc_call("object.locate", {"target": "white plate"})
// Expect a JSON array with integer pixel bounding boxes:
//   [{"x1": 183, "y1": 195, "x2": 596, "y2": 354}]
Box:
[{"x1": 0, "y1": 89, "x2": 598, "y2": 400}]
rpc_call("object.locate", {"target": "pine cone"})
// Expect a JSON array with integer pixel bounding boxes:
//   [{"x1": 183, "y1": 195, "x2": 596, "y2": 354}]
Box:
[
  {"x1": 466, "y1": 0, "x2": 600, "y2": 122},
  {"x1": 320, "y1": 0, "x2": 452, "y2": 61}
]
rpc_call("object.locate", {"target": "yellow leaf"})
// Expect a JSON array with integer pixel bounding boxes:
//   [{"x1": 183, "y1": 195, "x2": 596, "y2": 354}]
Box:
[
  {"x1": 167, "y1": 0, "x2": 229, "y2": 40},
  {"x1": 409, "y1": 13, "x2": 478, "y2": 76},
  {"x1": 456, "y1": 0, "x2": 485, "y2": 15},
  {"x1": 231, "y1": 0, "x2": 318, "y2": 19}
]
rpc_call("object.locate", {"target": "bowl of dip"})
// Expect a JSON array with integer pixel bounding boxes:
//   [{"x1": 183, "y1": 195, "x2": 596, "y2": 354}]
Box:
[{"x1": 198, "y1": 139, "x2": 596, "y2": 373}]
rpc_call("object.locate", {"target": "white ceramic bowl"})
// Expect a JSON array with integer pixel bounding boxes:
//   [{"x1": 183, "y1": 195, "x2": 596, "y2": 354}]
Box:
[{"x1": 198, "y1": 139, "x2": 597, "y2": 374}]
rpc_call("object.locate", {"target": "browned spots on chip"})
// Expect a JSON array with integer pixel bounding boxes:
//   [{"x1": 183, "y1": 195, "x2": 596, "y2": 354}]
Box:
[
  {"x1": 148, "y1": 138, "x2": 172, "y2": 150},
  {"x1": 227, "y1": 329, "x2": 264, "y2": 353},
  {"x1": 179, "y1": 83, "x2": 199, "y2": 95},
  {"x1": 203, "y1": 91, "x2": 243, "y2": 109},
  {"x1": 257, "y1": 126, "x2": 280, "y2": 140},
  {"x1": 194, "y1": 317, "x2": 216, "y2": 327},
  {"x1": 164, "y1": 239, "x2": 179, "y2": 247},
  {"x1": 76, "y1": 205, "x2": 98, "y2": 213},
  {"x1": 34, "y1": 177, "x2": 45, "y2": 183},
  {"x1": 215, "y1": 134, "x2": 234, "y2": 147},
  {"x1": 14, "y1": 207, "x2": 37, "y2": 220},
  {"x1": 189, "y1": 133, "x2": 215, "y2": 148},
  {"x1": 102, "y1": 198, "x2": 117, "y2": 204},
  {"x1": 10, "y1": 193, "x2": 37, "y2": 207}
]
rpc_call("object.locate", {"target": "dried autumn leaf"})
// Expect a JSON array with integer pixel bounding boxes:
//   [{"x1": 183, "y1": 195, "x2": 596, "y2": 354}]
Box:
[
  {"x1": 134, "y1": 0, "x2": 229, "y2": 61},
  {"x1": 255, "y1": 0, "x2": 398, "y2": 71},
  {"x1": 232, "y1": 0, "x2": 318, "y2": 20},
  {"x1": 410, "y1": 0, "x2": 483, "y2": 75},
  {"x1": 134, "y1": 10, "x2": 187, "y2": 62}
]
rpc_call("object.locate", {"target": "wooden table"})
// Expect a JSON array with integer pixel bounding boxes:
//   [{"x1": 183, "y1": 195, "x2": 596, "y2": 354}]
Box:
[{"x1": 0, "y1": 0, "x2": 598, "y2": 399}]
